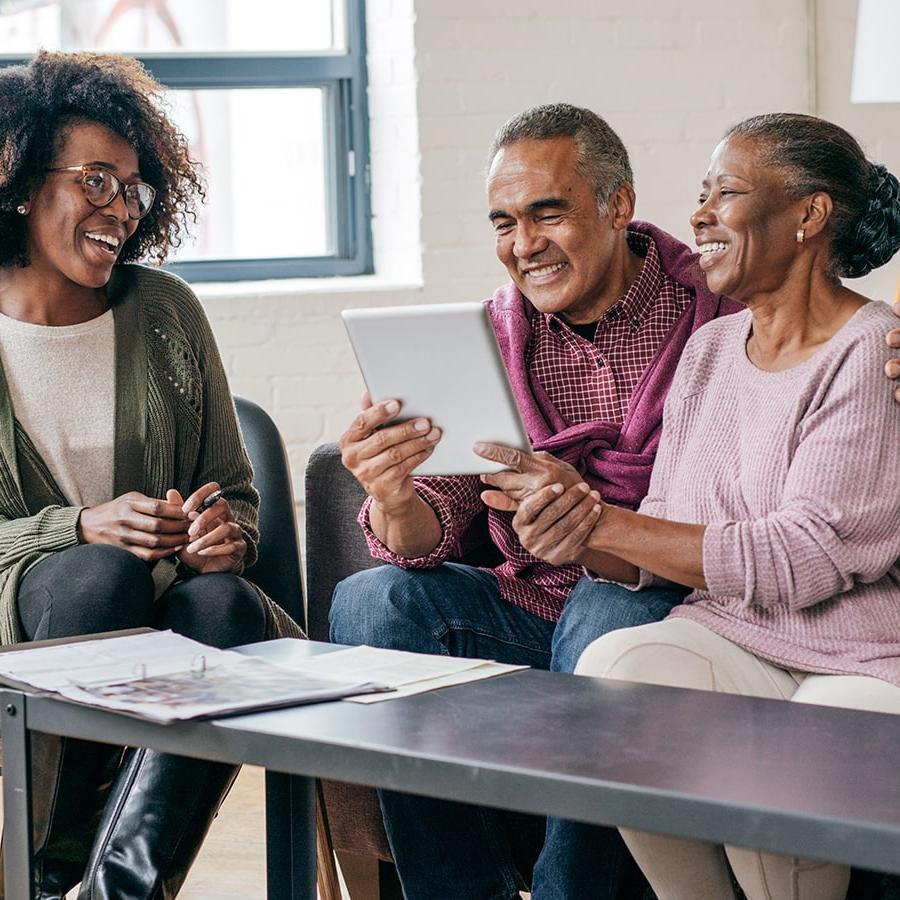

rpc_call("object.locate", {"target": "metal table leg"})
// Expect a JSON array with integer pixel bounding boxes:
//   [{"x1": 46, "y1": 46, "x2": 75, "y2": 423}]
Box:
[
  {"x1": 265, "y1": 771, "x2": 316, "y2": 900},
  {"x1": 1, "y1": 690, "x2": 34, "y2": 900}
]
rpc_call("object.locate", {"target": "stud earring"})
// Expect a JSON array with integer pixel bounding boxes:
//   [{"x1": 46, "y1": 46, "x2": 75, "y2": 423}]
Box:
[
  {"x1": 796, "y1": 228, "x2": 805, "y2": 244},
  {"x1": 16, "y1": 204, "x2": 27, "y2": 215}
]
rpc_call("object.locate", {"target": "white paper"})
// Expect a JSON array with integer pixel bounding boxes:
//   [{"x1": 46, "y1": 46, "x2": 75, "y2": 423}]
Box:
[
  {"x1": 345, "y1": 661, "x2": 526, "y2": 703},
  {"x1": 265, "y1": 644, "x2": 527, "y2": 703}
]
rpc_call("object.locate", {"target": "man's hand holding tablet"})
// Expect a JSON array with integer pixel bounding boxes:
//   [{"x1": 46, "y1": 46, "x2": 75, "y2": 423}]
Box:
[
  {"x1": 338, "y1": 392, "x2": 444, "y2": 559},
  {"x1": 340, "y1": 302, "x2": 534, "y2": 558},
  {"x1": 340, "y1": 393, "x2": 442, "y2": 505}
]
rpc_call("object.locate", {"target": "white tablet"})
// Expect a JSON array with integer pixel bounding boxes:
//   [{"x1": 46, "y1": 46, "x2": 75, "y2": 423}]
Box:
[{"x1": 342, "y1": 302, "x2": 531, "y2": 475}]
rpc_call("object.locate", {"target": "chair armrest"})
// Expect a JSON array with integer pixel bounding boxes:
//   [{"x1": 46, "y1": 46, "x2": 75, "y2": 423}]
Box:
[{"x1": 304, "y1": 443, "x2": 382, "y2": 642}]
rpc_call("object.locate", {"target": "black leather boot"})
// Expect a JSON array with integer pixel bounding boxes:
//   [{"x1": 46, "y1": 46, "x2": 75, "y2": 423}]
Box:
[
  {"x1": 0, "y1": 733, "x2": 122, "y2": 899},
  {"x1": 77, "y1": 748, "x2": 238, "y2": 900}
]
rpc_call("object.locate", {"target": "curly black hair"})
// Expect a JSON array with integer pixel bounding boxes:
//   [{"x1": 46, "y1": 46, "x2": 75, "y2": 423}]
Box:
[
  {"x1": 725, "y1": 113, "x2": 900, "y2": 279},
  {"x1": 0, "y1": 50, "x2": 204, "y2": 267}
]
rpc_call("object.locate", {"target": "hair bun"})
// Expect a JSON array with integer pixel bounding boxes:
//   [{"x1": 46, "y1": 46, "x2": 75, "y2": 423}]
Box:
[{"x1": 842, "y1": 163, "x2": 900, "y2": 278}]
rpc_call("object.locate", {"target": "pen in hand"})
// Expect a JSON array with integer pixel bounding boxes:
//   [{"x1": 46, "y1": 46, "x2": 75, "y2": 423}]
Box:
[{"x1": 194, "y1": 488, "x2": 224, "y2": 514}]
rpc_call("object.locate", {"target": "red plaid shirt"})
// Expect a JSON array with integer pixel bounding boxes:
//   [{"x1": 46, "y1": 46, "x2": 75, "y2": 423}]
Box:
[{"x1": 360, "y1": 232, "x2": 692, "y2": 622}]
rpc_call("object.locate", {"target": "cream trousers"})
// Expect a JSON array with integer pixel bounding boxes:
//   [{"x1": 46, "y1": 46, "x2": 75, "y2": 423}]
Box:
[{"x1": 576, "y1": 617, "x2": 900, "y2": 900}]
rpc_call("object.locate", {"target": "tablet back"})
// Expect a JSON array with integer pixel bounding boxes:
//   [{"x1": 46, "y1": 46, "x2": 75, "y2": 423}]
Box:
[{"x1": 342, "y1": 302, "x2": 531, "y2": 475}]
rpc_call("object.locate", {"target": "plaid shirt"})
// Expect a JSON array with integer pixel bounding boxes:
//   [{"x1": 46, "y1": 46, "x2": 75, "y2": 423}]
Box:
[{"x1": 360, "y1": 232, "x2": 693, "y2": 622}]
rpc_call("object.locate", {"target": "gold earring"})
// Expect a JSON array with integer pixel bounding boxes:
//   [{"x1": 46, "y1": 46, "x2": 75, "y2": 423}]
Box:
[
  {"x1": 16, "y1": 204, "x2": 27, "y2": 215},
  {"x1": 796, "y1": 228, "x2": 805, "y2": 244}
]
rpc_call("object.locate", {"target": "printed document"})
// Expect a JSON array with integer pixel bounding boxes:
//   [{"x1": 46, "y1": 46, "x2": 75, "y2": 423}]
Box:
[
  {"x1": 0, "y1": 630, "x2": 389, "y2": 722},
  {"x1": 250, "y1": 642, "x2": 527, "y2": 703}
]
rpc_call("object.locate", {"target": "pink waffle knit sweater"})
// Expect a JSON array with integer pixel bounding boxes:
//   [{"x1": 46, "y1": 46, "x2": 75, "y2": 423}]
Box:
[{"x1": 639, "y1": 301, "x2": 900, "y2": 685}]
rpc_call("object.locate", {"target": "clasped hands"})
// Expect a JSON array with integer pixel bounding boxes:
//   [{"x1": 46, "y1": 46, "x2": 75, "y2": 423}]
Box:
[
  {"x1": 475, "y1": 442, "x2": 605, "y2": 567},
  {"x1": 77, "y1": 482, "x2": 246, "y2": 574}
]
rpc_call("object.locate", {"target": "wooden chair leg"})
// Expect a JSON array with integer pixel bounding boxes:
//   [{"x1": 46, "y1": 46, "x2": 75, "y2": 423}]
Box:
[
  {"x1": 336, "y1": 850, "x2": 381, "y2": 900},
  {"x1": 316, "y1": 780, "x2": 343, "y2": 900}
]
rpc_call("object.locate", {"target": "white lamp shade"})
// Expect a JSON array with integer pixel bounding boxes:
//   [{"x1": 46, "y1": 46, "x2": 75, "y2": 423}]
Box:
[{"x1": 851, "y1": 0, "x2": 900, "y2": 102}]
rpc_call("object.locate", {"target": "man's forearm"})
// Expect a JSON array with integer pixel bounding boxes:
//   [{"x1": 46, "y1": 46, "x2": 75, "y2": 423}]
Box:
[
  {"x1": 585, "y1": 506, "x2": 707, "y2": 589},
  {"x1": 577, "y1": 546, "x2": 642, "y2": 585},
  {"x1": 370, "y1": 493, "x2": 443, "y2": 559}
]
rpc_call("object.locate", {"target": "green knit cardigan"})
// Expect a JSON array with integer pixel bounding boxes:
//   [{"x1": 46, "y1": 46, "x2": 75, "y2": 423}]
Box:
[{"x1": 0, "y1": 264, "x2": 302, "y2": 645}]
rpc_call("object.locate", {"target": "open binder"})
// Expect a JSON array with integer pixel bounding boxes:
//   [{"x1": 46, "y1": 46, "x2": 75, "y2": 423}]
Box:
[{"x1": 0, "y1": 630, "x2": 390, "y2": 723}]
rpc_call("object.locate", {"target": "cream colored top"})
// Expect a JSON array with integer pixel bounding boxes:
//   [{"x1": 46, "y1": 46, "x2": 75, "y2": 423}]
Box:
[{"x1": 0, "y1": 309, "x2": 115, "y2": 507}]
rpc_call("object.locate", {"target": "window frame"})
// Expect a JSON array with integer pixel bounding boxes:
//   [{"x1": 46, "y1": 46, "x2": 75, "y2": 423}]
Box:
[{"x1": 0, "y1": 0, "x2": 372, "y2": 283}]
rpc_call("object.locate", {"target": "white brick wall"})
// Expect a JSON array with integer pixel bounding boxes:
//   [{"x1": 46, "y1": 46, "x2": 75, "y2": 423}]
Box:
[
  {"x1": 197, "y1": 0, "x2": 898, "y2": 527},
  {"x1": 815, "y1": 0, "x2": 900, "y2": 304}
]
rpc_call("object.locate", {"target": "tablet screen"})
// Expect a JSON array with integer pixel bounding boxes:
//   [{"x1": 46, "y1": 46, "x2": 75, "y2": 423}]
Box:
[{"x1": 342, "y1": 302, "x2": 531, "y2": 474}]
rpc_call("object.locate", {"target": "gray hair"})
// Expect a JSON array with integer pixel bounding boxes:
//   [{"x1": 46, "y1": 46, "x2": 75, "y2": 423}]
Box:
[
  {"x1": 488, "y1": 103, "x2": 633, "y2": 214},
  {"x1": 725, "y1": 113, "x2": 900, "y2": 278}
]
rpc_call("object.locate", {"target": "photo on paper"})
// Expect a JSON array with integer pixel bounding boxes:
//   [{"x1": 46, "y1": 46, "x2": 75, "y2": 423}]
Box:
[{"x1": 68, "y1": 655, "x2": 390, "y2": 721}]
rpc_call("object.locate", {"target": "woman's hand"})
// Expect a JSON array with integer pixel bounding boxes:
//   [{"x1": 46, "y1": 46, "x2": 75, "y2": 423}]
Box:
[
  {"x1": 887, "y1": 299, "x2": 900, "y2": 404},
  {"x1": 78, "y1": 492, "x2": 190, "y2": 561},
  {"x1": 475, "y1": 444, "x2": 583, "y2": 511},
  {"x1": 170, "y1": 484, "x2": 247, "y2": 574},
  {"x1": 511, "y1": 481, "x2": 605, "y2": 566}
]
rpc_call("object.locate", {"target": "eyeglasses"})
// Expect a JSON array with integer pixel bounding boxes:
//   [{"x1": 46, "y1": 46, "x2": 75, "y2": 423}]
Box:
[{"x1": 45, "y1": 165, "x2": 157, "y2": 220}]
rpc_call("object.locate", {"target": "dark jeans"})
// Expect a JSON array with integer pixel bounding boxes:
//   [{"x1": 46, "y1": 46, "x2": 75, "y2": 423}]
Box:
[
  {"x1": 329, "y1": 562, "x2": 687, "y2": 900},
  {"x1": 17, "y1": 543, "x2": 266, "y2": 649}
]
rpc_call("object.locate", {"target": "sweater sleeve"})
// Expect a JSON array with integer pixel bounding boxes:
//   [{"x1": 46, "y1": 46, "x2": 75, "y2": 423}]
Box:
[
  {"x1": 185, "y1": 292, "x2": 260, "y2": 572},
  {"x1": 704, "y1": 332, "x2": 900, "y2": 611},
  {"x1": 0, "y1": 507, "x2": 83, "y2": 646},
  {"x1": 0, "y1": 505, "x2": 82, "y2": 566},
  {"x1": 360, "y1": 474, "x2": 485, "y2": 567}
]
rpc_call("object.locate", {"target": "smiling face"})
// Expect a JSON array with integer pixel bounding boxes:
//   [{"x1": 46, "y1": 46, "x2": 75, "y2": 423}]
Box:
[
  {"x1": 691, "y1": 135, "x2": 809, "y2": 301},
  {"x1": 24, "y1": 121, "x2": 141, "y2": 293},
  {"x1": 487, "y1": 137, "x2": 631, "y2": 323}
]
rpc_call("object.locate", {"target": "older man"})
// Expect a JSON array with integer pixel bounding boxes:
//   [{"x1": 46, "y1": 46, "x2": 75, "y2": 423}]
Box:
[{"x1": 330, "y1": 103, "x2": 743, "y2": 900}]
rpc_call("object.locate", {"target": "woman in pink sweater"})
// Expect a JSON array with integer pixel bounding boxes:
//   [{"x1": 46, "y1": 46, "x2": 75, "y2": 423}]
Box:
[{"x1": 477, "y1": 113, "x2": 900, "y2": 900}]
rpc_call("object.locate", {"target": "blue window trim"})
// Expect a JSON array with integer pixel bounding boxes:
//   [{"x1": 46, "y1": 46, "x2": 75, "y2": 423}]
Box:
[{"x1": 0, "y1": 0, "x2": 372, "y2": 283}]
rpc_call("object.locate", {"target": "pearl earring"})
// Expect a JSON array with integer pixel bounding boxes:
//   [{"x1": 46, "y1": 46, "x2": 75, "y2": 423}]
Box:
[
  {"x1": 796, "y1": 228, "x2": 805, "y2": 244},
  {"x1": 16, "y1": 204, "x2": 27, "y2": 215}
]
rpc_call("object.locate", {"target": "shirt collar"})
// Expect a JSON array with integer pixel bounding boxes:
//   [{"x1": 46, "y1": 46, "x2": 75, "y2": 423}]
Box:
[{"x1": 599, "y1": 231, "x2": 663, "y2": 328}]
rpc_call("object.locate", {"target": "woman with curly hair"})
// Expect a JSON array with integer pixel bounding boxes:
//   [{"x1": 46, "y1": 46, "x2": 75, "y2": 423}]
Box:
[{"x1": 0, "y1": 50, "x2": 301, "y2": 899}]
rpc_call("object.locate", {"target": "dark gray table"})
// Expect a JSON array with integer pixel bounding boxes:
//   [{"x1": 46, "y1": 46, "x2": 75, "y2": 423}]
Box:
[{"x1": 4, "y1": 638, "x2": 900, "y2": 899}]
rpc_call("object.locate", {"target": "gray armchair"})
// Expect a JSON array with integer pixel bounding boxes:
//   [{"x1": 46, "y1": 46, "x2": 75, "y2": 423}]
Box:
[{"x1": 236, "y1": 398, "x2": 341, "y2": 896}]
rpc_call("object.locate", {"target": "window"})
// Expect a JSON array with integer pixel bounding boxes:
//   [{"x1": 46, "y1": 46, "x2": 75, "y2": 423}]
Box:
[{"x1": 0, "y1": 0, "x2": 372, "y2": 281}]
